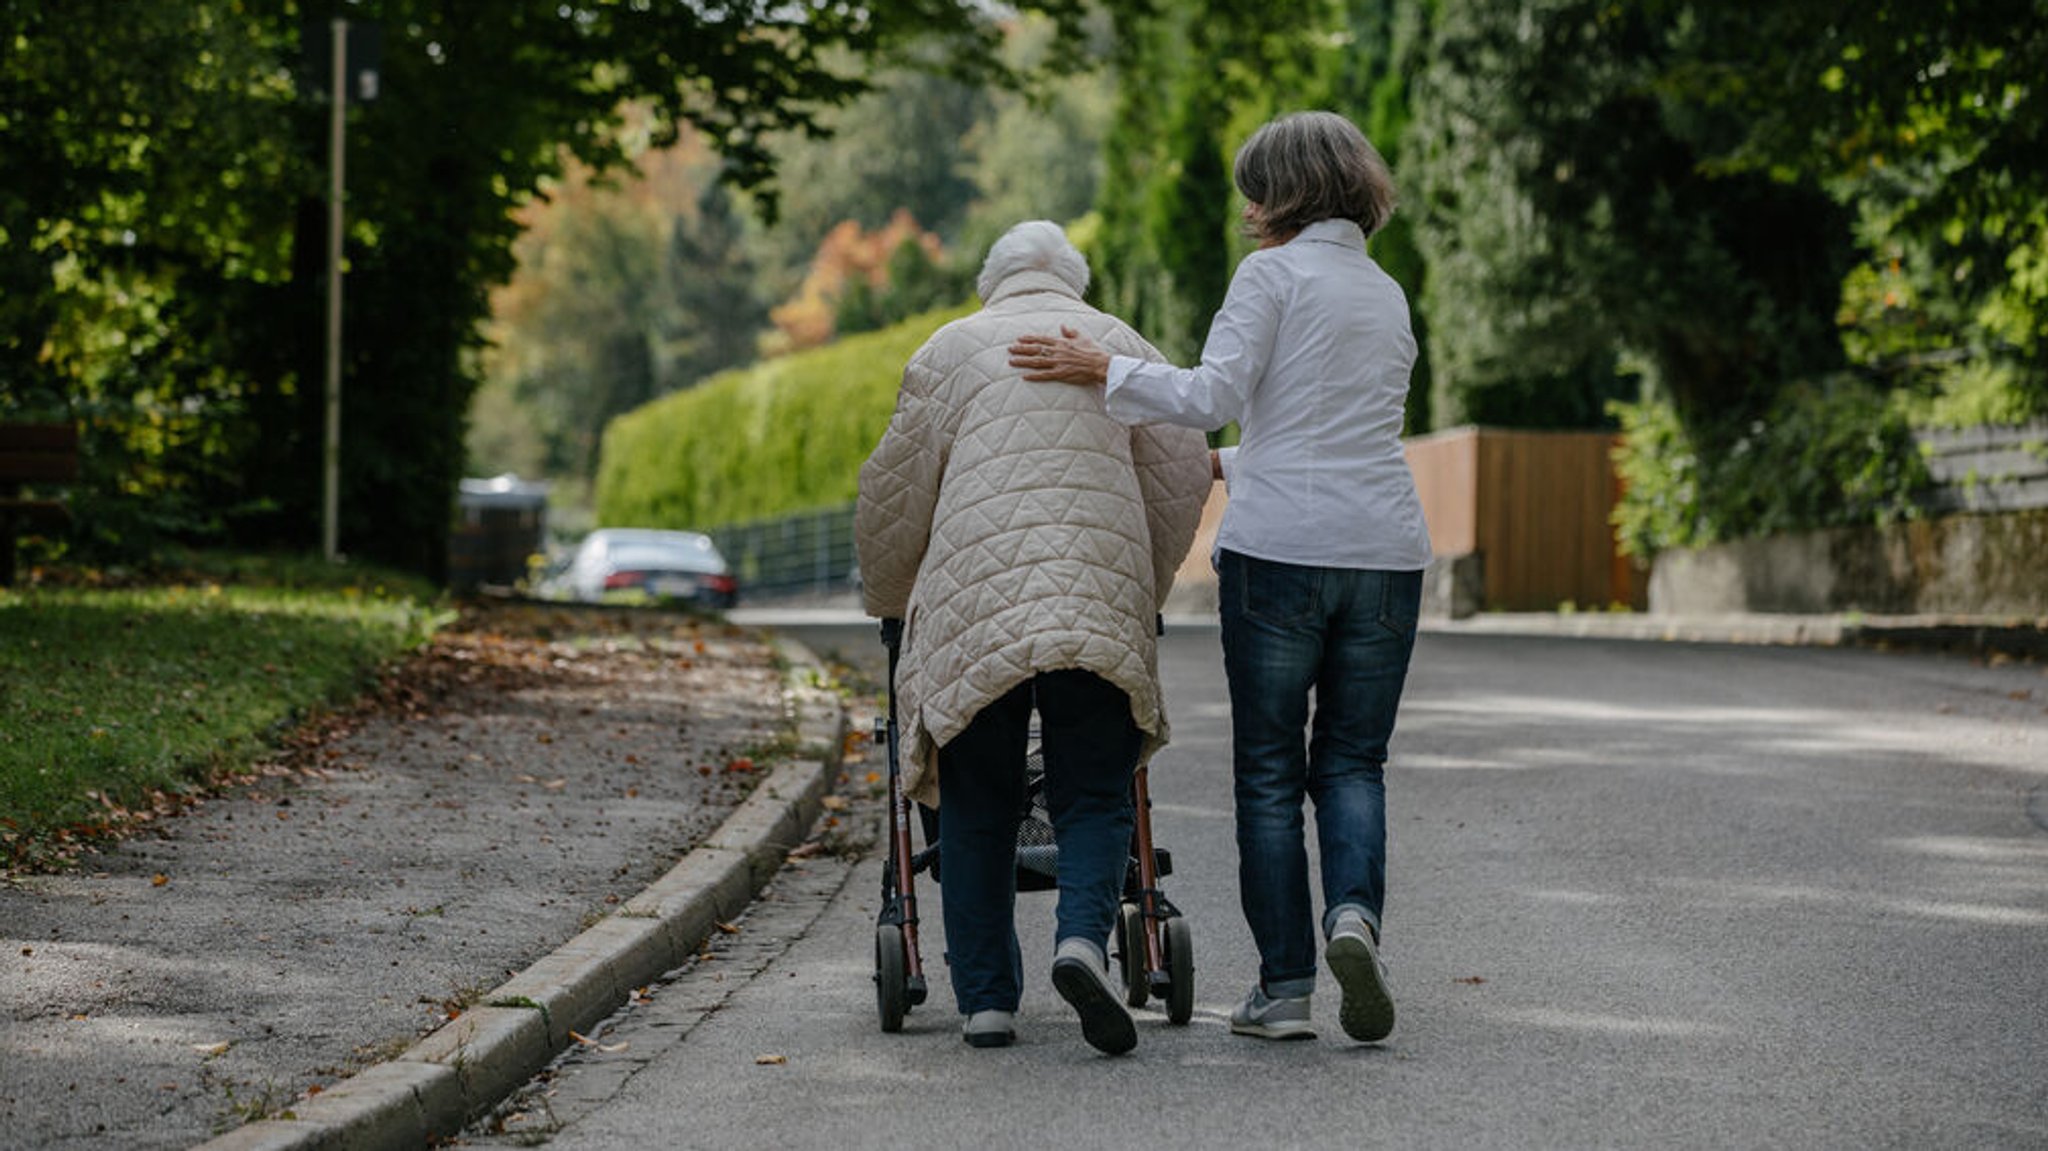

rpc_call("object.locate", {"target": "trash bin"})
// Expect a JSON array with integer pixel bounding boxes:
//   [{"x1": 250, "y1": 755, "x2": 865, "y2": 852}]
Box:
[{"x1": 449, "y1": 474, "x2": 549, "y2": 593}]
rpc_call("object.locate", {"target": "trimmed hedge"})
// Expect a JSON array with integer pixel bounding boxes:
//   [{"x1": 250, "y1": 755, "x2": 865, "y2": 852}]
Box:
[{"x1": 595, "y1": 302, "x2": 975, "y2": 529}]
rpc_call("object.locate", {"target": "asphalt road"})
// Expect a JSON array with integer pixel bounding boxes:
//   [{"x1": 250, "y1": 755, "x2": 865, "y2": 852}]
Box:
[{"x1": 464, "y1": 620, "x2": 2048, "y2": 1150}]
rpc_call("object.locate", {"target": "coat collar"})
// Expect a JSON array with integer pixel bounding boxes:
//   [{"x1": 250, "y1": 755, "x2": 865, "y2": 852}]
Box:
[{"x1": 984, "y1": 269, "x2": 1084, "y2": 307}]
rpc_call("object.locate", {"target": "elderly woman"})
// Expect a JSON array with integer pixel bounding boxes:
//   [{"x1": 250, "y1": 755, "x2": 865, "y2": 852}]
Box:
[
  {"x1": 1010, "y1": 112, "x2": 1433, "y2": 1045},
  {"x1": 856, "y1": 221, "x2": 1210, "y2": 1054}
]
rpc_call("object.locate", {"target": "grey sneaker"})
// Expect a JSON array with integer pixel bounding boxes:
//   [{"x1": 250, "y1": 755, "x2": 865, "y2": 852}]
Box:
[
  {"x1": 962, "y1": 1009, "x2": 1016, "y2": 1048},
  {"x1": 1049, "y1": 938, "x2": 1137, "y2": 1056},
  {"x1": 1229, "y1": 985, "x2": 1315, "y2": 1040},
  {"x1": 1326, "y1": 913, "x2": 1395, "y2": 1042}
]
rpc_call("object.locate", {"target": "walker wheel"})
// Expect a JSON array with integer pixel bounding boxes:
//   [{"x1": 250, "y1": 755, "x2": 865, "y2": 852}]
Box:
[
  {"x1": 1164, "y1": 915, "x2": 1194, "y2": 1025},
  {"x1": 1117, "y1": 902, "x2": 1149, "y2": 1008},
  {"x1": 875, "y1": 923, "x2": 908, "y2": 1032}
]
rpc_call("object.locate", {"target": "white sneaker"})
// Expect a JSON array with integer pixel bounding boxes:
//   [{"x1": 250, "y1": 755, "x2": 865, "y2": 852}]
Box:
[
  {"x1": 1326, "y1": 912, "x2": 1394, "y2": 1042},
  {"x1": 1049, "y1": 938, "x2": 1137, "y2": 1056},
  {"x1": 1228, "y1": 985, "x2": 1314, "y2": 1040},
  {"x1": 962, "y1": 1009, "x2": 1016, "y2": 1048}
]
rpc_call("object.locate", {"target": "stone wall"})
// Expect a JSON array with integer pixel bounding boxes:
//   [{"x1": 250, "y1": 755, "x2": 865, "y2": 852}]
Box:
[{"x1": 1649, "y1": 508, "x2": 2048, "y2": 616}]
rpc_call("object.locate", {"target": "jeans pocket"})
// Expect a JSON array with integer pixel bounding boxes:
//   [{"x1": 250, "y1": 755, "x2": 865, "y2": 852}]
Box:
[
  {"x1": 1375, "y1": 570, "x2": 1423, "y2": 642},
  {"x1": 1231, "y1": 550, "x2": 1318, "y2": 629}
]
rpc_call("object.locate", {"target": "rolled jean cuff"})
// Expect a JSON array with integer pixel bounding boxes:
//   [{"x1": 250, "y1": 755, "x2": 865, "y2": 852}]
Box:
[
  {"x1": 1323, "y1": 902, "x2": 1380, "y2": 943},
  {"x1": 1265, "y1": 972, "x2": 1317, "y2": 1000}
]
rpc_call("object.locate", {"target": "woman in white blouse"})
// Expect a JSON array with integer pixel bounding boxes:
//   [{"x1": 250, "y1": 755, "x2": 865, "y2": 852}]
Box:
[{"x1": 1009, "y1": 110, "x2": 1431, "y2": 1046}]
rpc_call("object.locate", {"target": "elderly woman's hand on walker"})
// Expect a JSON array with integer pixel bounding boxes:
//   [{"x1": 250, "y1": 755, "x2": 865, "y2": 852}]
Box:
[{"x1": 1008, "y1": 326, "x2": 1111, "y2": 387}]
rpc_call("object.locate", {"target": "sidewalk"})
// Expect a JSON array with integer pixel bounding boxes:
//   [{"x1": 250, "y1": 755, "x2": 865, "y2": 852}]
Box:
[{"x1": 0, "y1": 601, "x2": 846, "y2": 1151}]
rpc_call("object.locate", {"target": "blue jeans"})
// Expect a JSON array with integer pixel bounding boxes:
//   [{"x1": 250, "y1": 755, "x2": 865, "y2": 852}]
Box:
[
  {"x1": 937, "y1": 670, "x2": 1140, "y2": 1015},
  {"x1": 1219, "y1": 549, "x2": 1421, "y2": 999}
]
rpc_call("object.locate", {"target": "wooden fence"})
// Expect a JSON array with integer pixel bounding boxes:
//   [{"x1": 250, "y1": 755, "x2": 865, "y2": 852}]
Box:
[
  {"x1": 1915, "y1": 420, "x2": 2048, "y2": 513},
  {"x1": 1405, "y1": 426, "x2": 1643, "y2": 613}
]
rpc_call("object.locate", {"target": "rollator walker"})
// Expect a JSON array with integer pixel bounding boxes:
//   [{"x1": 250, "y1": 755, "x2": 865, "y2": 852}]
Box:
[{"x1": 871, "y1": 617, "x2": 1194, "y2": 1031}]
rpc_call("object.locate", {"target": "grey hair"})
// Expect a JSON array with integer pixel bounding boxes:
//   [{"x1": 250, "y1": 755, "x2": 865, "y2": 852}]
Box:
[
  {"x1": 1233, "y1": 111, "x2": 1397, "y2": 242},
  {"x1": 977, "y1": 220, "x2": 1090, "y2": 302}
]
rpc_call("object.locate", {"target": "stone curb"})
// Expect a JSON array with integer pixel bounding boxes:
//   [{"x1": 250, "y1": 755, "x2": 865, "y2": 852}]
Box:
[
  {"x1": 191, "y1": 637, "x2": 846, "y2": 1151},
  {"x1": 1426, "y1": 611, "x2": 2047, "y2": 659}
]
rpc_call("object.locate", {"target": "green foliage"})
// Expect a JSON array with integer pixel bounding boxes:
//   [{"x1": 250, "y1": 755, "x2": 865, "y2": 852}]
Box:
[
  {"x1": 0, "y1": 573, "x2": 445, "y2": 857},
  {"x1": 594, "y1": 304, "x2": 975, "y2": 529},
  {"x1": 1656, "y1": 0, "x2": 2048, "y2": 434},
  {"x1": 1610, "y1": 379, "x2": 1929, "y2": 558},
  {"x1": 474, "y1": 151, "x2": 771, "y2": 486},
  {"x1": 2, "y1": 0, "x2": 1127, "y2": 581},
  {"x1": 1408, "y1": 0, "x2": 1852, "y2": 432}
]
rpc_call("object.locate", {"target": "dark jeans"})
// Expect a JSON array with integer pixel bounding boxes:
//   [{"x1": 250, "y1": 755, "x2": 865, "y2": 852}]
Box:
[
  {"x1": 937, "y1": 670, "x2": 1141, "y2": 1015},
  {"x1": 1219, "y1": 548, "x2": 1421, "y2": 999}
]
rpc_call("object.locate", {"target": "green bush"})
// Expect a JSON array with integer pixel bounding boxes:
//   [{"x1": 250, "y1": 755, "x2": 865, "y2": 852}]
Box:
[
  {"x1": 1611, "y1": 376, "x2": 1930, "y2": 559},
  {"x1": 595, "y1": 303, "x2": 975, "y2": 529}
]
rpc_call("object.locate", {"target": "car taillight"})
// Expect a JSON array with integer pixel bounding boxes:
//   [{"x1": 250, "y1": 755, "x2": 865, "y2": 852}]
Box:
[
  {"x1": 603, "y1": 571, "x2": 640, "y2": 589},
  {"x1": 705, "y1": 574, "x2": 737, "y2": 594}
]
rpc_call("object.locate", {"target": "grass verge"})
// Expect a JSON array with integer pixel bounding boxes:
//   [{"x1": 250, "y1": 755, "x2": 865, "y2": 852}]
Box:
[{"x1": 0, "y1": 554, "x2": 450, "y2": 869}]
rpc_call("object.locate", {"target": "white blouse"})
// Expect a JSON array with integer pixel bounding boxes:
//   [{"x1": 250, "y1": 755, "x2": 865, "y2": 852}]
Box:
[{"x1": 1104, "y1": 218, "x2": 1435, "y2": 571}]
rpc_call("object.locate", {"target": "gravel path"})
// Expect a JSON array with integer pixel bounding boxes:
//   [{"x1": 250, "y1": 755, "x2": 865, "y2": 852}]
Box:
[{"x1": 1, "y1": 601, "x2": 792, "y2": 1150}]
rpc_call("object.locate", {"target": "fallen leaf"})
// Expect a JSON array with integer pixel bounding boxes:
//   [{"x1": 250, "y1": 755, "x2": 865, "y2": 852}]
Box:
[
  {"x1": 725, "y1": 757, "x2": 754, "y2": 774},
  {"x1": 754, "y1": 1054, "x2": 786, "y2": 1065},
  {"x1": 568, "y1": 1030, "x2": 597, "y2": 1046},
  {"x1": 787, "y1": 842, "x2": 824, "y2": 860},
  {"x1": 193, "y1": 1042, "x2": 231, "y2": 1057},
  {"x1": 820, "y1": 795, "x2": 848, "y2": 811},
  {"x1": 599, "y1": 1041, "x2": 630, "y2": 1053},
  {"x1": 1454, "y1": 976, "x2": 1487, "y2": 985},
  {"x1": 540, "y1": 778, "x2": 567, "y2": 791},
  {"x1": 151, "y1": 874, "x2": 169, "y2": 887},
  {"x1": 715, "y1": 921, "x2": 740, "y2": 935}
]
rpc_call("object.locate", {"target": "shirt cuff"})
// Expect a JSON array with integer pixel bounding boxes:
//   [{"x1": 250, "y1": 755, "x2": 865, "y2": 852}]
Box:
[
  {"x1": 1103, "y1": 356, "x2": 1145, "y2": 424},
  {"x1": 1215, "y1": 445, "x2": 1238, "y2": 488}
]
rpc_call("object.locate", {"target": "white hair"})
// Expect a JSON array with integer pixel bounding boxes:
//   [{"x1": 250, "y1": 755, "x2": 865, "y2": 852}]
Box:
[{"x1": 976, "y1": 220, "x2": 1090, "y2": 302}]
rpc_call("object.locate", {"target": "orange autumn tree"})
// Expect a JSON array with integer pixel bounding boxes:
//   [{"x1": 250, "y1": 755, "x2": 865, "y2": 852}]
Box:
[{"x1": 768, "y1": 211, "x2": 949, "y2": 354}]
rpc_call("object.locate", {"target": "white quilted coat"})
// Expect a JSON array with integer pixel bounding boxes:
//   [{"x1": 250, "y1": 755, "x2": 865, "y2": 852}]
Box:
[{"x1": 856, "y1": 269, "x2": 1212, "y2": 806}]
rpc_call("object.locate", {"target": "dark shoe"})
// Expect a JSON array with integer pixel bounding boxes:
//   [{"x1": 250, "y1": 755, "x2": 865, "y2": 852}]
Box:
[
  {"x1": 1050, "y1": 938, "x2": 1137, "y2": 1056},
  {"x1": 1326, "y1": 912, "x2": 1395, "y2": 1043}
]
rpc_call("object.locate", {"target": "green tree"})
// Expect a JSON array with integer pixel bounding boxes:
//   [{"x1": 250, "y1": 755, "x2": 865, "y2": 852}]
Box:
[
  {"x1": 0, "y1": 2, "x2": 302, "y2": 552},
  {"x1": 2, "y1": 0, "x2": 1131, "y2": 578},
  {"x1": 1653, "y1": 0, "x2": 2048, "y2": 422},
  {"x1": 1407, "y1": 0, "x2": 1853, "y2": 432}
]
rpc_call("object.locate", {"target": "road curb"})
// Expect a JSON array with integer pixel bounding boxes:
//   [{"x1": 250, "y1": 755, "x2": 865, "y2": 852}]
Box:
[
  {"x1": 1423, "y1": 611, "x2": 2046, "y2": 659},
  {"x1": 192, "y1": 636, "x2": 847, "y2": 1151}
]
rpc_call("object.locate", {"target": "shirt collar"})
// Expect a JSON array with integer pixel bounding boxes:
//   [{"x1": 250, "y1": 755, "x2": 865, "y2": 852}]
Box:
[
  {"x1": 984, "y1": 269, "x2": 1083, "y2": 307},
  {"x1": 1293, "y1": 218, "x2": 1368, "y2": 251}
]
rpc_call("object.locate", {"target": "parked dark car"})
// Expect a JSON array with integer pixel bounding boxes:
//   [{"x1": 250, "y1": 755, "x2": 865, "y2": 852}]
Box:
[{"x1": 547, "y1": 528, "x2": 738, "y2": 610}]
